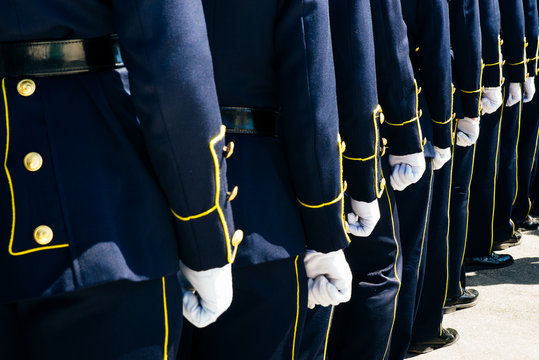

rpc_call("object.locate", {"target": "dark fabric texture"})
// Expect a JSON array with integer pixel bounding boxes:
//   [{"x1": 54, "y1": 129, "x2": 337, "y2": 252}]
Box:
[
  {"x1": 388, "y1": 160, "x2": 434, "y2": 359},
  {"x1": 328, "y1": 159, "x2": 402, "y2": 360},
  {"x1": 180, "y1": 256, "x2": 308, "y2": 359},
  {"x1": 0, "y1": 276, "x2": 182, "y2": 360}
]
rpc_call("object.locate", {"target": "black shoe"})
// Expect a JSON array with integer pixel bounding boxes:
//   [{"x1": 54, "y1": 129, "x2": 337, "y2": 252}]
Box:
[
  {"x1": 443, "y1": 288, "x2": 479, "y2": 314},
  {"x1": 407, "y1": 328, "x2": 460, "y2": 354},
  {"x1": 493, "y1": 233, "x2": 522, "y2": 250},
  {"x1": 516, "y1": 215, "x2": 539, "y2": 230},
  {"x1": 464, "y1": 252, "x2": 514, "y2": 270}
]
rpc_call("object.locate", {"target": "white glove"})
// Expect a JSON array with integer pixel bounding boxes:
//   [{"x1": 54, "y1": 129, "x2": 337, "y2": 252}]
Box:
[
  {"x1": 304, "y1": 250, "x2": 352, "y2": 309},
  {"x1": 432, "y1": 146, "x2": 451, "y2": 170},
  {"x1": 180, "y1": 262, "x2": 233, "y2": 328},
  {"x1": 523, "y1": 77, "x2": 535, "y2": 103},
  {"x1": 505, "y1": 82, "x2": 522, "y2": 107},
  {"x1": 388, "y1": 152, "x2": 426, "y2": 191},
  {"x1": 456, "y1": 117, "x2": 480, "y2": 147},
  {"x1": 481, "y1": 87, "x2": 503, "y2": 114},
  {"x1": 346, "y1": 198, "x2": 380, "y2": 237}
]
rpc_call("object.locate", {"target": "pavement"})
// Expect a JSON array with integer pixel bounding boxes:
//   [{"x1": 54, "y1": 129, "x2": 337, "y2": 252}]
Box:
[{"x1": 406, "y1": 228, "x2": 539, "y2": 360}]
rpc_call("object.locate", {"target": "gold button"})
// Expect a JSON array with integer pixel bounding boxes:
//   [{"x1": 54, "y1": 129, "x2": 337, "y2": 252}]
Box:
[
  {"x1": 34, "y1": 225, "x2": 53, "y2": 245},
  {"x1": 24, "y1": 152, "x2": 43, "y2": 172},
  {"x1": 227, "y1": 186, "x2": 239, "y2": 201},
  {"x1": 17, "y1": 79, "x2": 36, "y2": 97},
  {"x1": 341, "y1": 141, "x2": 346, "y2": 153},
  {"x1": 417, "y1": 87, "x2": 422, "y2": 94},
  {"x1": 231, "y1": 229, "x2": 243, "y2": 247},
  {"x1": 380, "y1": 146, "x2": 386, "y2": 157},
  {"x1": 379, "y1": 112, "x2": 385, "y2": 124},
  {"x1": 382, "y1": 138, "x2": 388, "y2": 146},
  {"x1": 223, "y1": 142, "x2": 235, "y2": 159},
  {"x1": 343, "y1": 181, "x2": 348, "y2": 192},
  {"x1": 423, "y1": 137, "x2": 427, "y2": 146},
  {"x1": 380, "y1": 178, "x2": 386, "y2": 192}
]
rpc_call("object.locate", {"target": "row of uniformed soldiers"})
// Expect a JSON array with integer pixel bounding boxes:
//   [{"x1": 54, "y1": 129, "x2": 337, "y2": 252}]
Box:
[{"x1": 1, "y1": 0, "x2": 538, "y2": 359}]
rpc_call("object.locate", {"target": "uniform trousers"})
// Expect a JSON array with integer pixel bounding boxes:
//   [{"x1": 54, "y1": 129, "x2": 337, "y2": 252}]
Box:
[
  {"x1": 0, "y1": 276, "x2": 182, "y2": 360},
  {"x1": 447, "y1": 143, "x2": 476, "y2": 297},
  {"x1": 410, "y1": 157, "x2": 451, "y2": 343},
  {"x1": 180, "y1": 256, "x2": 308, "y2": 359},
  {"x1": 466, "y1": 92, "x2": 504, "y2": 257},
  {"x1": 493, "y1": 96, "x2": 522, "y2": 243},
  {"x1": 512, "y1": 77, "x2": 539, "y2": 223},
  {"x1": 389, "y1": 160, "x2": 434, "y2": 359},
  {"x1": 328, "y1": 160, "x2": 402, "y2": 360}
]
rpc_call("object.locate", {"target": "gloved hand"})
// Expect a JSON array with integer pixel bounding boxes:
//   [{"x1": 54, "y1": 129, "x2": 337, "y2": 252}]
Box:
[
  {"x1": 346, "y1": 198, "x2": 380, "y2": 237},
  {"x1": 303, "y1": 250, "x2": 352, "y2": 309},
  {"x1": 505, "y1": 82, "x2": 522, "y2": 107},
  {"x1": 456, "y1": 117, "x2": 480, "y2": 147},
  {"x1": 523, "y1": 77, "x2": 535, "y2": 103},
  {"x1": 481, "y1": 87, "x2": 503, "y2": 114},
  {"x1": 432, "y1": 146, "x2": 451, "y2": 170},
  {"x1": 180, "y1": 261, "x2": 233, "y2": 328},
  {"x1": 388, "y1": 152, "x2": 426, "y2": 191}
]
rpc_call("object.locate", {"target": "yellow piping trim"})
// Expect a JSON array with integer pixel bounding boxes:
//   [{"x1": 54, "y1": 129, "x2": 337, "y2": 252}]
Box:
[
  {"x1": 171, "y1": 125, "x2": 232, "y2": 262},
  {"x1": 384, "y1": 117, "x2": 420, "y2": 126},
  {"x1": 478, "y1": 61, "x2": 484, "y2": 115},
  {"x1": 512, "y1": 99, "x2": 522, "y2": 207},
  {"x1": 441, "y1": 145, "x2": 456, "y2": 309},
  {"x1": 2, "y1": 78, "x2": 69, "y2": 256},
  {"x1": 506, "y1": 60, "x2": 526, "y2": 66},
  {"x1": 483, "y1": 62, "x2": 500, "y2": 67},
  {"x1": 162, "y1": 277, "x2": 169, "y2": 360},
  {"x1": 488, "y1": 87, "x2": 505, "y2": 254},
  {"x1": 525, "y1": 127, "x2": 539, "y2": 218},
  {"x1": 498, "y1": 35, "x2": 504, "y2": 86},
  {"x1": 343, "y1": 154, "x2": 375, "y2": 161},
  {"x1": 381, "y1": 169, "x2": 401, "y2": 360},
  {"x1": 322, "y1": 306, "x2": 334, "y2": 360},
  {"x1": 338, "y1": 135, "x2": 351, "y2": 242},
  {"x1": 416, "y1": 163, "x2": 434, "y2": 279},
  {"x1": 459, "y1": 88, "x2": 482, "y2": 94},
  {"x1": 458, "y1": 144, "x2": 477, "y2": 294},
  {"x1": 291, "y1": 255, "x2": 300, "y2": 360},
  {"x1": 297, "y1": 191, "x2": 343, "y2": 210}
]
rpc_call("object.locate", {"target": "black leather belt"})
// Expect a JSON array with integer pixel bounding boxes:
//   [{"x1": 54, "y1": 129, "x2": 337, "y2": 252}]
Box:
[
  {"x1": 221, "y1": 107, "x2": 279, "y2": 137},
  {"x1": 0, "y1": 35, "x2": 124, "y2": 77}
]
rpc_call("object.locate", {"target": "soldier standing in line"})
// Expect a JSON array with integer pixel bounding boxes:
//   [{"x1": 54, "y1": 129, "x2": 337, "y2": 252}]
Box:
[
  {"x1": 328, "y1": 0, "x2": 428, "y2": 358},
  {"x1": 178, "y1": 0, "x2": 354, "y2": 358},
  {"x1": 510, "y1": 0, "x2": 539, "y2": 230},
  {"x1": 466, "y1": 0, "x2": 533, "y2": 267},
  {"x1": 0, "y1": 0, "x2": 239, "y2": 359}
]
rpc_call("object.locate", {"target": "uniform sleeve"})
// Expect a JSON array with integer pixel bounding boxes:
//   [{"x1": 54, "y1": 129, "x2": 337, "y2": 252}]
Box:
[
  {"x1": 523, "y1": 0, "x2": 539, "y2": 76},
  {"x1": 275, "y1": 0, "x2": 350, "y2": 253},
  {"x1": 110, "y1": 0, "x2": 236, "y2": 271},
  {"x1": 329, "y1": 0, "x2": 384, "y2": 203},
  {"x1": 449, "y1": 0, "x2": 482, "y2": 118},
  {"x1": 499, "y1": 0, "x2": 527, "y2": 83},
  {"x1": 416, "y1": 0, "x2": 453, "y2": 149},
  {"x1": 371, "y1": 0, "x2": 424, "y2": 156},
  {"x1": 479, "y1": 0, "x2": 503, "y2": 87}
]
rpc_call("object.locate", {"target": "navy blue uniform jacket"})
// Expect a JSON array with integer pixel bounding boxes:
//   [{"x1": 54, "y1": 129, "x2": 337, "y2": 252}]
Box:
[
  {"x1": 329, "y1": 0, "x2": 384, "y2": 203},
  {"x1": 402, "y1": 0, "x2": 454, "y2": 148},
  {"x1": 372, "y1": 0, "x2": 426, "y2": 156},
  {"x1": 480, "y1": 0, "x2": 504, "y2": 87},
  {"x1": 0, "y1": 0, "x2": 235, "y2": 304},
  {"x1": 201, "y1": 0, "x2": 350, "y2": 266}
]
